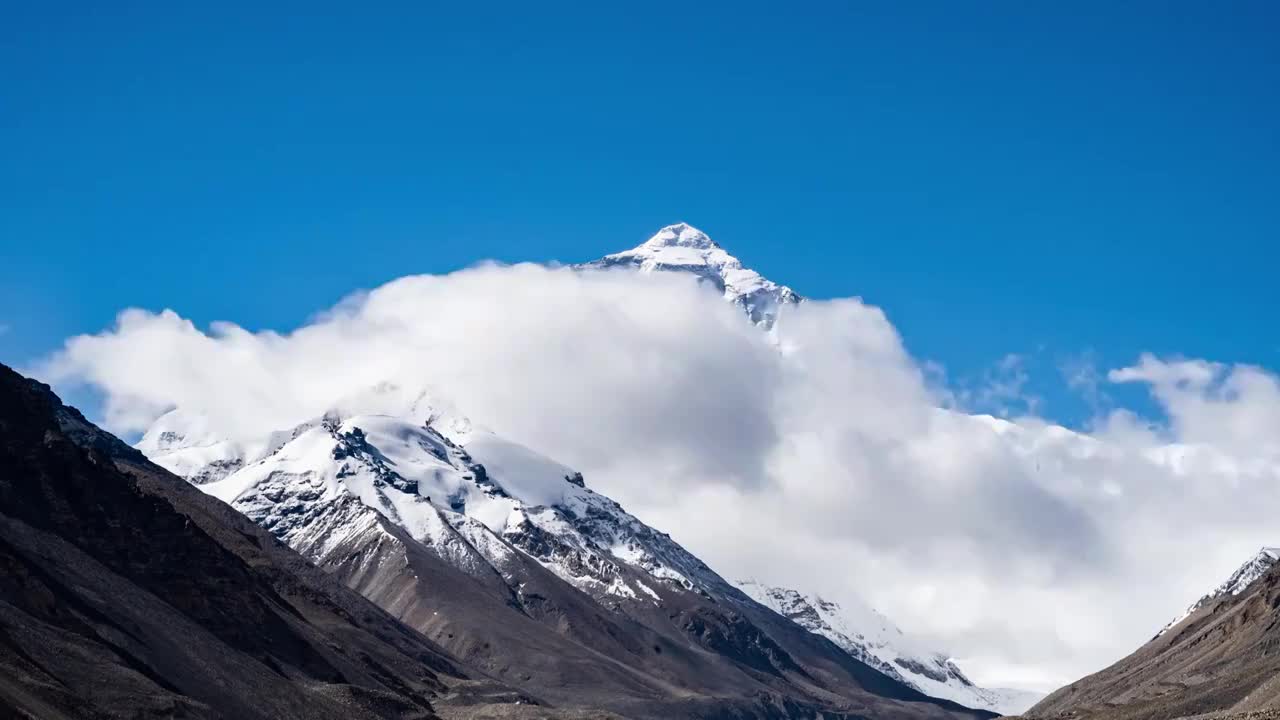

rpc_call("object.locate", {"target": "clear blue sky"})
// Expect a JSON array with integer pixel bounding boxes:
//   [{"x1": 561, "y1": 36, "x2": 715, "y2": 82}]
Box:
[{"x1": 3, "y1": 2, "x2": 1277, "y2": 424}]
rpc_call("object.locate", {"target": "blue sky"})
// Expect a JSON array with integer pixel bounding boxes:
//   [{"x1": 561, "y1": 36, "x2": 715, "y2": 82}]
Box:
[{"x1": 3, "y1": 1, "x2": 1277, "y2": 425}]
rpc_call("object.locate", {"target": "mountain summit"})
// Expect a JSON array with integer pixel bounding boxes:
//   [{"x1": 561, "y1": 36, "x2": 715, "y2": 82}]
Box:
[
  {"x1": 638, "y1": 222, "x2": 721, "y2": 250},
  {"x1": 582, "y1": 223, "x2": 802, "y2": 328}
]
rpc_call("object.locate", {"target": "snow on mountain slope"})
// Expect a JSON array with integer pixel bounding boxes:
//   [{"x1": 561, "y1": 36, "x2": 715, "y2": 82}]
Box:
[
  {"x1": 147, "y1": 398, "x2": 726, "y2": 610},
  {"x1": 581, "y1": 222, "x2": 801, "y2": 329},
  {"x1": 1156, "y1": 546, "x2": 1280, "y2": 638},
  {"x1": 137, "y1": 408, "x2": 257, "y2": 484},
  {"x1": 737, "y1": 580, "x2": 1043, "y2": 715}
]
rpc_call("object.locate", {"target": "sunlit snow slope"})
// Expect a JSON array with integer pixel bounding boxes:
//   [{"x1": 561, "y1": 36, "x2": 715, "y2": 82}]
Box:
[{"x1": 738, "y1": 580, "x2": 1043, "y2": 715}]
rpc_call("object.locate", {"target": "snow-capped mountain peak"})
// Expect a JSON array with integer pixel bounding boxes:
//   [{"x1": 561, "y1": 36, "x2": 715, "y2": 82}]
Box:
[
  {"x1": 141, "y1": 396, "x2": 731, "y2": 606},
  {"x1": 1212, "y1": 546, "x2": 1280, "y2": 597},
  {"x1": 639, "y1": 222, "x2": 720, "y2": 250},
  {"x1": 582, "y1": 222, "x2": 801, "y2": 328},
  {"x1": 1157, "y1": 545, "x2": 1280, "y2": 638},
  {"x1": 736, "y1": 579, "x2": 1044, "y2": 716}
]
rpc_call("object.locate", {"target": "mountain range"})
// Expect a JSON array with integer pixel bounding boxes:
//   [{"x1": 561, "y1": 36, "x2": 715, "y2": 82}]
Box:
[
  {"x1": 13, "y1": 221, "x2": 1277, "y2": 719},
  {"x1": 0, "y1": 224, "x2": 1036, "y2": 718},
  {"x1": 124, "y1": 224, "x2": 1034, "y2": 717}
]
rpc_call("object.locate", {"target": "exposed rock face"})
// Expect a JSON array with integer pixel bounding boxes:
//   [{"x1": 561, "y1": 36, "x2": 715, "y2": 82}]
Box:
[{"x1": 1027, "y1": 548, "x2": 1280, "y2": 720}]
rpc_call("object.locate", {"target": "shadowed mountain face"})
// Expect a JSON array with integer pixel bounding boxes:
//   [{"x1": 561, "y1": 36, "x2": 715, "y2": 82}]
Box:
[
  {"x1": 579, "y1": 222, "x2": 801, "y2": 329},
  {"x1": 1026, "y1": 551, "x2": 1280, "y2": 720}
]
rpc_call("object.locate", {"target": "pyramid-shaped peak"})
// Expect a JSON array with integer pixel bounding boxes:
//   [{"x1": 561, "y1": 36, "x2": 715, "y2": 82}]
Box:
[
  {"x1": 641, "y1": 222, "x2": 720, "y2": 251},
  {"x1": 580, "y1": 222, "x2": 802, "y2": 329}
]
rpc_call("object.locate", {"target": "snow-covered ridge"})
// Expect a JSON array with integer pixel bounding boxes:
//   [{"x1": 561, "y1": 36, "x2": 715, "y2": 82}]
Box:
[
  {"x1": 1157, "y1": 546, "x2": 1280, "y2": 638},
  {"x1": 736, "y1": 580, "x2": 1043, "y2": 715},
  {"x1": 580, "y1": 222, "x2": 801, "y2": 329},
  {"x1": 140, "y1": 387, "x2": 730, "y2": 609}
]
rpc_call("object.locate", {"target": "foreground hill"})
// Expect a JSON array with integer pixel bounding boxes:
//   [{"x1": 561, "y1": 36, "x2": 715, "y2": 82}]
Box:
[{"x1": 1025, "y1": 548, "x2": 1280, "y2": 720}]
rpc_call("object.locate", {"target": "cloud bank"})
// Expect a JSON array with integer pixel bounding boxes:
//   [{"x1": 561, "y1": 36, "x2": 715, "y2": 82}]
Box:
[{"x1": 38, "y1": 262, "x2": 1280, "y2": 691}]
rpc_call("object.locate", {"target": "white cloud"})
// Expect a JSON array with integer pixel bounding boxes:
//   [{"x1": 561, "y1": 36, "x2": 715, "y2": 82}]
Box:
[
  {"x1": 1109, "y1": 354, "x2": 1280, "y2": 457},
  {"x1": 35, "y1": 263, "x2": 1280, "y2": 693}
]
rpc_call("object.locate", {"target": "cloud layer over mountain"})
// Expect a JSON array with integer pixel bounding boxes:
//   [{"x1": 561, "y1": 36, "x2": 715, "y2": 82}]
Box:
[{"x1": 38, "y1": 260, "x2": 1280, "y2": 691}]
